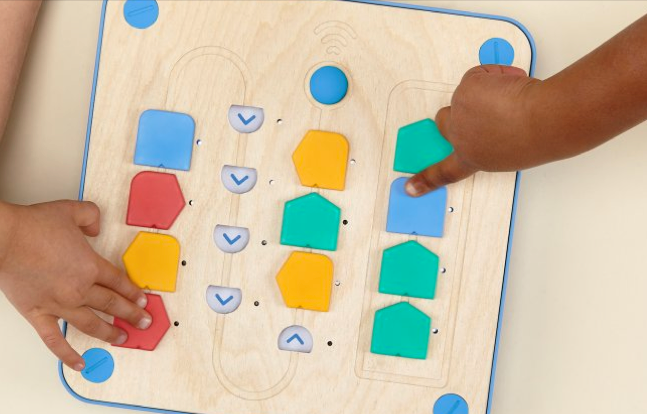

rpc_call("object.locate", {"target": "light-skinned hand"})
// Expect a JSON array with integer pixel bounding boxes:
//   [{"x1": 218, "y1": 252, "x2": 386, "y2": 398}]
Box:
[{"x1": 0, "y1": 200, "x2": 150, "y2": 371}]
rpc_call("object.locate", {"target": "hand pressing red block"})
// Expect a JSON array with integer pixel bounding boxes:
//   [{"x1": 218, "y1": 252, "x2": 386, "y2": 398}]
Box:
[{"x1": 113, "y1": 293, "x2": 171, "y2": 351}]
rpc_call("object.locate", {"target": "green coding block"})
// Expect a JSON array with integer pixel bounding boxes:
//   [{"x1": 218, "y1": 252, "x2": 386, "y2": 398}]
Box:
[
  {"x1": 371, "y1": 302, "x2": 431, "y2": 360},
  {"x1": 379, "y1": 241, "x2": 439, "y2": 299},
  {"x1": 394, "y1": 118, "x2": 453, "y2": 174},
  {"x1": 280, "y1": 193, "x2": 341, "y2": 251}
]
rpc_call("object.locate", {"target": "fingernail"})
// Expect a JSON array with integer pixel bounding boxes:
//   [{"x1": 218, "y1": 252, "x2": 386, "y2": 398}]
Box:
[
  {"x1": 138, "y1": 316, "x2": 152, "y2": 330},
  {"x1": 114, "y1": 331, "x2": 128, "y2": 345},
  {"x1": 74, "y1": 362, "x2": 85, "y2": 372},
  {"x1": 405, "y1": 180, "x2": 424, "y2": 197},
  {"x1": 137, "y1": 295, "x2": 148, "y2": 308}
]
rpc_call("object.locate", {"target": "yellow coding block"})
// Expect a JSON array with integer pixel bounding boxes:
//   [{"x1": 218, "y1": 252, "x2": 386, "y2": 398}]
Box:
[
  {"x1": 292, "y1": 130, "x2": 349, "y2": 191},
  {"x1": 276, "y1": 251, "x2": 333, "y2": 312},
  {"x1": 123, "y1": 232, "x2": 180, "y2": 292}
]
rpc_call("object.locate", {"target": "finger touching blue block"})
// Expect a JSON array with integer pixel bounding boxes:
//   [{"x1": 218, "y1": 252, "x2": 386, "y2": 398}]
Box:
[
  {"x1": 134, "y1": 109, "x2": 195, "y2": 171},
  {"x1": 386, "y1": 177, "x2": 447, "y2": 238}
]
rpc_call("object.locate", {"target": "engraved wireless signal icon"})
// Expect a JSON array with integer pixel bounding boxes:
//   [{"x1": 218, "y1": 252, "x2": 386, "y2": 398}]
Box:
[{"x1": 314, "y1": 21, "x2": 358, "y2": 55}]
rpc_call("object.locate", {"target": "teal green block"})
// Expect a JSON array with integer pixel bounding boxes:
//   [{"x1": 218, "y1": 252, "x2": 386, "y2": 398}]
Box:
[
  {"x1": 371, "y1": 302, "x2": 431, "y2": 359},
  {"x1": 379, "y1": 241, "x2": 439, "y2": 299},
  {"x1": 394, "y1": 119, "x2": 453, "y2": 174},
  {"x1": 280, "y1": 193, "x2": 341, "y2": 251}
]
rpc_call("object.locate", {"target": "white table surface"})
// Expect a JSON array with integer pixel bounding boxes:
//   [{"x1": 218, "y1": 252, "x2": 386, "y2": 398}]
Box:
[{"x1": 2, "y1": 1, "x2": 647, "y2": 413}]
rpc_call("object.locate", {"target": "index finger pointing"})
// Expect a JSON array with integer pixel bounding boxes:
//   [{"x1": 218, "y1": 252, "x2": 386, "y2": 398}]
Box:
[{"x1": 405, "y1": 154, "x2": 475, "y2": 197}]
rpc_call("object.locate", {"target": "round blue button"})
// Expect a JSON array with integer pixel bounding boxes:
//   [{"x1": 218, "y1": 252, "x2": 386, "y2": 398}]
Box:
[
  {"x1": 81, "y1": 348, "x2": 114, "y2": 384},
  {"x1": 479, "y1": 38, "x2": 515, "y2": 66},
  {"x1": 433, "y1": 393, "x2": 469, "y2": 414},
  {"x1": 124, "y1": 0, "x2": 159, "y2": 30},
  {"x1": 309, "y1": 66, "x2": 349, "y2": 105}
]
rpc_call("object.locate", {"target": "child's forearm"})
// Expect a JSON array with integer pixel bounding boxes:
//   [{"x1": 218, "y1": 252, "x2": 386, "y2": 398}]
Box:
[
  {"x1": 0, "y1": 0, "x2": 41, "y2": 140},
  {"x1": 536, "y1": 14, "x2": 647, "y2": 159}
]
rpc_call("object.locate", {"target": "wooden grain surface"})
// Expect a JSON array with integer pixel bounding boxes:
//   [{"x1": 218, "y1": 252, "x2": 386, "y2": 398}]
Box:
[{"x1": 62, "y1": 1, "x2": 531, "y2": 413}]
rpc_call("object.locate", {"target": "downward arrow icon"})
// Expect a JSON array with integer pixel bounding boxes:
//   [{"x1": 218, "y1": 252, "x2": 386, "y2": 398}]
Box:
[
  {"x1": 215, "y1": 294, "x2": 234, "y2": 306},
  {"x1": 223, "y1": 233, "x2": 241, "y2": 245},
  {"x1": 230, "y1": 173, "x2": 249, "y2": 185},
  {"x1": 237, "y1": 113, "x2": 257, "y2": 126}
]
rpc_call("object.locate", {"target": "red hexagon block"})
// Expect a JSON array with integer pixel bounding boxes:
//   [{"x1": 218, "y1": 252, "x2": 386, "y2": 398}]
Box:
[
  {"x1": 127, "y1": 171, "x2": 185, "y2": 230},
  {"x1": 112, "y1": 293, "x2": 171, "y2": 351}
]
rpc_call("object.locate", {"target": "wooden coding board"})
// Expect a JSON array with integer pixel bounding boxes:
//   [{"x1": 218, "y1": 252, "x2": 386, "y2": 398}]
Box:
[{"x1": 61, "y1": 1, "x2": 533, "y2": 414}]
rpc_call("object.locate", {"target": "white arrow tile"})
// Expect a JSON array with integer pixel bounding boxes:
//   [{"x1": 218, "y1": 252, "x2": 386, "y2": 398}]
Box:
[
  {"x1": 221, "y1": 165, "x2": 257, "y2": 194},
  {"x1": 213, "y1": 225, "x2": 250, "y2": 253},
  {"x1": 206, "y1": 286, "x2": 242, "y2": 314},
  {"x1": 228, "y1": 105, "x2": 264, "y2": 133},
  {"x1": 278, "y1": 325, "x2": 313, "y2": 353}
]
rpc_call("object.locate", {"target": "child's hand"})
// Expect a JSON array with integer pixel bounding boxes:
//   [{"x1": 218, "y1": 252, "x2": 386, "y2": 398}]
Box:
[
  {"x1": 406, "y1": 65, "x2": 544, "y2": 196},
  {"x1": 0, "y1": 201, "x2": 150, "y2": 371},
  {"x1": 407, "y1": 14, "x2": 647, "y2": 197}
]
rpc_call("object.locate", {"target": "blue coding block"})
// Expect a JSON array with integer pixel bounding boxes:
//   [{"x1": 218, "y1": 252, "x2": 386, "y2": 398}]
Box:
[
  {"x1": 134, "y1": 109, "x2": 195, "y2": 171},
  {"x1": 386, "y1": 177, "x2": 447, "y2": 238}
]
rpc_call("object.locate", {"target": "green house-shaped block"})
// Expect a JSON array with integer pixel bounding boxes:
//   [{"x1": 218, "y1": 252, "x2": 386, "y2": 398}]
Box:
[
  {"x1": 394, "y1": 118, "x2": 453, "y2": 174},
  {"x1": 280, "y1": 193, "x2": 341, "y2": 251},
  {"x1": 371, "y1": 302, "x2": 431, "y2": 359},
  {"x1": 379, "y1": 241, "x2": 439, "y2": 299}
]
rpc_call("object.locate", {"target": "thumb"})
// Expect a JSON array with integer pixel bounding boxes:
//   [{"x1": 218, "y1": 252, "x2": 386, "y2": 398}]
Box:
[
  {"x1": 480, "y1": 64, "x2": 528, "y2": 77},
  {"x1": 466, "y1": 64, "x2": 528, "y2": 78},
  {"x1": 71, "y1": 201, "x2": 101, "y2": 237},
  {"x1": 405, "y1": 154, "x2": 476, "y2": 197},
  {"x1": 435, "y1": 106, "x2": 451, "y2": 138}
]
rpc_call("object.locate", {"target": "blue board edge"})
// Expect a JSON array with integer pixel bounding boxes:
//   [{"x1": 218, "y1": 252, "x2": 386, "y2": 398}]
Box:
[{"x1": 61, "y1": 0, "x2": 536, "y2": 413}]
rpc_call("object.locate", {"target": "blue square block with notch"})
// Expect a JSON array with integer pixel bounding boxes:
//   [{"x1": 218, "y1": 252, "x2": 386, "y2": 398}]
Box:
[
  {"x1": 386, "y1": 177, "x2": 447, "y2": 238},
  {"x1": 134, "y1": 109, "x2": 195, "y2": 171}
]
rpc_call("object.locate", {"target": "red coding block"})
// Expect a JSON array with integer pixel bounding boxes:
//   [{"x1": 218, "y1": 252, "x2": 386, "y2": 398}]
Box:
[
  {"x1": 127, "y1": 171, "x2": 185, "y2": 230},
  {"x1": 112, "y1": 293, "x2": 171, "y2": 351}
]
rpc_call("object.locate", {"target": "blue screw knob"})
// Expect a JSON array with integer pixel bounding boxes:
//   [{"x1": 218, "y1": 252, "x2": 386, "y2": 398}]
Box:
[
  {"x1": 124, "y1": 0, "x2": 159, "y2": 30},
  {"x1": 479, "y1": 38, "x2": 515, "y2": 66},
  {"x1": 433, "y1": 393, "x2": 469, "y2": 414},
  {"x1": 80, "y1": 348, "x2": 115, "y2": 384}
]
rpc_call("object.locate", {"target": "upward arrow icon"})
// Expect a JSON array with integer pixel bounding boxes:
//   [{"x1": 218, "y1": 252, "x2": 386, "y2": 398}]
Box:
[
  {"x1": 278, "y1": 326, "x2": 312, "y2": 353},
  {"x1": 286, "y1": 334, "x2": 304, "y2": 345}
]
